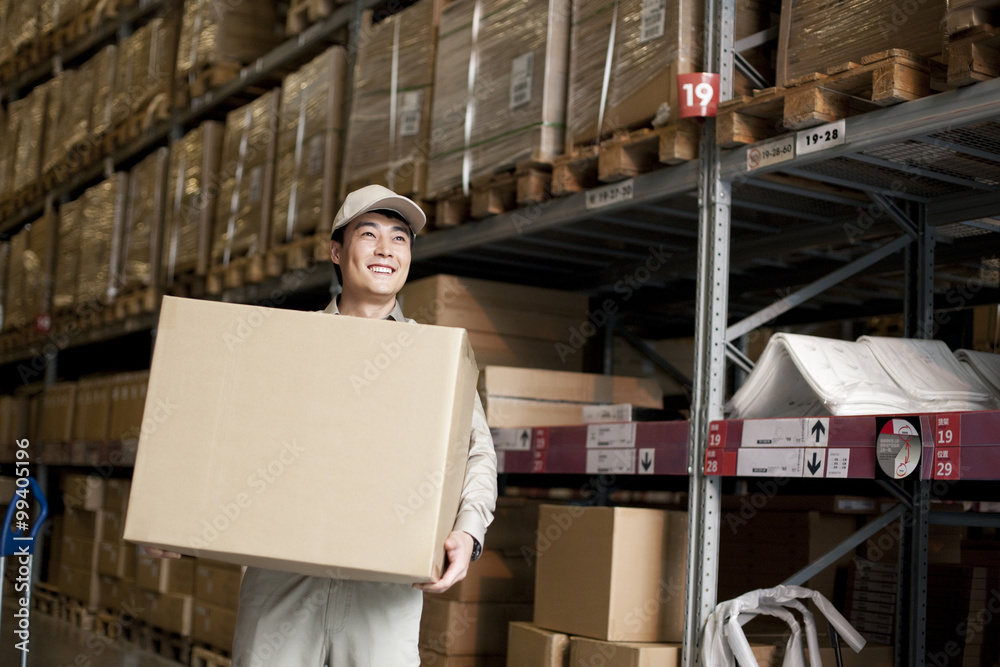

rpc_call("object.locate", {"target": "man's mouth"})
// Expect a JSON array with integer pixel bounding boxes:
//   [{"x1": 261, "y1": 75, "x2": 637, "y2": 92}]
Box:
[{"x1": 369, "y1": 265, "x2": 395, "y2": 275}]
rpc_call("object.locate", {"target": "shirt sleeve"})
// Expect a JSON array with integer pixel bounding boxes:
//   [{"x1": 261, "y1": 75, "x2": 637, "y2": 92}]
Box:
[{"x1": 452, "y1": 390, "x2": 497, "y2": 546}]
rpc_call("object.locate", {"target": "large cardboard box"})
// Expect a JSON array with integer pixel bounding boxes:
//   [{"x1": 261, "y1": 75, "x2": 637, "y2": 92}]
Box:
[
  {"x1": 98, "y1": 541, "x2": 137, "y2": 579},
  {"x1": 0, "y1": 396, "x2": 29, "y2": 445},
  {"x1": 39, "y1": 382, "x2": 77, "y2": 443},
  {"x1": 62, "y1": 473, "x2": 103, "y2": 511},
  {"x1": 195, "y1": 559, "x2": 243, "y2": 608},
  {"x1": 136, "y1": 554, "x2": 196, "y2": 595},
  {"x1": 72, "y1": 376, "x2": 113, "y2": 443},
  {"x1": 422, "y1": 651, "x2": 506, "y2": 667},
  {"x1": 61, "y1": 535, "x2": 98, "y2": 571},
  {"x1": 108, "y1": 372, "x2": 149, "y2": 442},
  {"x1": 533, "y1": 505, "x2": 687, "y2": 642},
  {"x1": 193, "y1": 601, "x2": 237, "y2": 652},
  {"x1": 59, "y1": 564, "x2": 100, "y2": 607},
  {"x1": 62, "y1": 506, "x2": 102, "y2": 541},
  {"x1": 420, "y1": 597, "x2": 533, "y2": 656},
  {"x1": 479, "y1": 367, "x2": 662, "y2": 408},
  {"x1": 124, "y1": 296, "x2": 480, "y2": 583},
  {"x1": 440, "y1": 549, "x2": 534, "y2": 602},
  {"x1": 101, "y1": 511, "x2": 124, "y2": 541},
  {"x1": 98, "y1": 575, "x2": 137, "y2": 614},
  {"x1": 506, "y1": 621, "x2": 570, "y2": 667},
  {"x1": 135, "y1": 589, "x2": 194, "y2": 636},
  {"x1": 103, "y1": 479, "x2": 131, "y2": 515},
  {"x1": 568, "y1": 637, "x2": 681, "y2": 666}
]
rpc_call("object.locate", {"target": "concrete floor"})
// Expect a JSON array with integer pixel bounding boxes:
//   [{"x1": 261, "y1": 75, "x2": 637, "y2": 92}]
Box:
[{"x1": 1, "y1": 596, "x2": 184, "y2": 667}]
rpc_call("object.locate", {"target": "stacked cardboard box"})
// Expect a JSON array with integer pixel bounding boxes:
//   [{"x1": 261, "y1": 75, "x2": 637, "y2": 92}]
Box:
[
  {"x1": 41, "y1": 72, "x2": 65, "y2": 177},
  {"x1": 112, "y1": 18, "x2": 178, "y2": 126},
  {"x1": 11, "y1": 81, "x2": 52, "y2": 193},
  {"x1": 97, "y1": 479, "x2": 138, "y2": 614},
  {"x1": 135, "y1": 553, "x2": 196, "y2": 636},
  {"x1": 162, "y1": 121, "x2": 224, "y2": 285},
  {"x1": 777, "y1": 0, "x2": 946, "y2": 87},
  {"x1": 478, "y1": 366, "x2": 663, "y2": 427},
  {"x1": 565, "y1": 0, "x2": 702, "y2": 146},
  {"x1": 108, "y1": 371, "x2": 149, "y2": 442},
  {"x1": 72, "y1": 376, "x2": 113, "y2": 443},
  {"x1": 212, "y1": 89, "x2": 280, "y2": 270},
  {"x1": 3, "y1": 213, "x2": 53, "y2": 331},
  {"x1": 192, "y1": 559, "x2": 243, "y2": 652},
  {"x1": 342, "y1": 0, "x2": 440, "y2": 200},
  {"x1": 58, "y1": 474, "x2": 106, "y2": 609},
  {"x1": 39, "y1": 382, "x2": 77, "y2": 444},
  {"x1": 426, "y1": 0, "x2": 570, "y2": 198},
  {"x1": 844, "y1": 558, "x2": 896, "y2": 646},
  {"x1": 0, "y1": 104, "x2": 12, "y2": 198},
  {"x1": 271, "y1": 46, "x2": 347, "y2": 247},
  {"x1": 78, "y1": 174, "x2": 128, "y2": 305},
  {"x1": 53, "y1": 197, "x2": 84, "y2": 312},
  {"x1": 90, "y1": 44, "x2": 118, "y2": 141},
  {"x1": 174, "y1": 0, "x2": 282, "y2": 88},
  {"x1": 421, "y1": 498, "x2": 541, "y2": 665},
  {"x1": 398, "y1": 275, "x2": 588, "y2": 372},
  {"x1": 506, "y1": 622, "x2": 569, "y2": 666},
  {"x1": 121, "y1": 148, "x2": 169, "y2": 295},
  {"x1": 0, "y1": 395, "x2": 29, "y2": 446}
]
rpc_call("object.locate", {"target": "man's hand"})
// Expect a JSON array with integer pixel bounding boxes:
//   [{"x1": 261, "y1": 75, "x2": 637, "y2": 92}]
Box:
[
  {"x1": 414, "y1": 531, "x2": 474, "y2": 594},
  {"x1": 139, "y1": 546, "x2": 182, "y2": 559}
]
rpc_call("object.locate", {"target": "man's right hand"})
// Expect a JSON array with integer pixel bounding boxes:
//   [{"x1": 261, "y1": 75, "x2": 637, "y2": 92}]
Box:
[{"x1": 139, "y1": 546, "x2": 182, "y2": 559}]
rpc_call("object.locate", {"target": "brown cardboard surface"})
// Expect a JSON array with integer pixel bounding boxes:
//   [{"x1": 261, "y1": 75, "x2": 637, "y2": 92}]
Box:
[
  {"x1": 419, "y1": 597, "x2": 533, "y2": 656},
  {"x1": 98, "y1": 541, "x2": 137, "y2": 579},
  {"x1": 506, "y1": 621, "x2": 570, "y2": 667},
  {"x1": 195, "y1": 559, "x2": 243, "y2": 609},
  {"x1": 568, "y1": 637, "x2": 681, "y2": 666},
  {"x1": 482, "y1": 398, "x2": 585, "y2": 428},
  {"x1": 480, "y1": 367, "x2": 662, "y2": 407},
  {"x1": 136, "y1": 554, "x2": 195, "y2": 595},
  {"x1": 61, "y1": 536, "x2": 98, "y2": 571},
  {"x1": 62, "y1": 507, "x2": 102, "y2": 542},
  {"x1": 193, "y1": 601, "x2": 237, "y2": 652},
  {"x1": 58, "y1": 564, "x2": 100, "y2": 607},
  {"x1": 101, "y1": 511, "x2": 124, "y2": 542},
  {"x1": 98, "y1": 576, "x2": 138, "y2": 615},
  {"x1": 0, "y1": 396, "x2": 29, "y2": 445},
  {"x1": 72, "y1": 377, "x2": 113, "y2": 443},
  {"x1": 135, "y1": 589, "x2": 194, "y2": 636},
  {"x1": 124, "y1": 297, "x2": 479, "y2": 583},
  {"x1": 40, "y1": 383, "x2": 77, "y2": 444},
  {"x1": 109, "y1": 371, "x2": 148, "y2": 442},
  {"x1": 103, "y1": 479, "x2": 131, "y2": 516},
  {"x1": 489, "y1": 499, "x2": 542, "y2": 552},
  {"x1": 533, "y1": 505, "x2": 687, "y2": 642},
  {"x1": 439, "y1": 549, "x2": 534, "y2": 603},
  {"x1": 62, "y1": 472, "x2": 104, "y2": 511},
  {"x1": 420, "y1": 651, "x2": 507, "y2": 667}
]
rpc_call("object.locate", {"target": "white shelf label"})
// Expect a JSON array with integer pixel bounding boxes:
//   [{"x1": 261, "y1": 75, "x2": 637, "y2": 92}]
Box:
[
  {"x1": 586, "y1": 449, "x2": 636, "y2": 475},
  {"x1": 490, "y1": 427, "x2": 531, "y2": 451},
  {"x1": 640, "y1": 0, "x2": 666, "y2": 42},
  {"x1": 510, "y1": 52, "x2": 534, "y2": 109},
  {"x1": 585, "y1": 179, "x2": 634, "y2": 210},
  {"x1": 399, "y1": 90, "x2": 422, "y2": 137},
  {"x1": 736, "y1": 448, "x2": 804, "y2": 477},
  {"x1": 586, "y1": 422, "x2": 637, "y2": 449},
  {"x1": 826, "y1": 448, "x2": 851, "y2": 478},
  {"x1": 796, "y1": 119, "x2": 845, "y2": 156},
  {"x1": 747, "y1": 135, "x2": 795, "y2": 171},
  {"x1": 637, "y1": 448, "x2": 655, "y2": 474},
  {"x1": 582, "y1": 403, "x2": 632, "y2": 423},
  {"x1": 741, "y1": 418, "x2": 829, "y2": 448},
  {"x1": 803, "y1": 448, "x2": 826, "y2": 477}
]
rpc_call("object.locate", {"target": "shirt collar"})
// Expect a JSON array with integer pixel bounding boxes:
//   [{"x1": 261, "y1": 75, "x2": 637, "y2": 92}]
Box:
[{"x1": 323, "y1": 296, "x2": 407, "y2": 322}]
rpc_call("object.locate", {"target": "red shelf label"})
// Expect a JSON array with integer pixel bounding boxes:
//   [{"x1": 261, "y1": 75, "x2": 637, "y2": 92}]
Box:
[
  {"x1": 935, "y1": 414, "x2": 961, "y2": 448},
  {"x1": 933, "y1": 447, "x2": 960, "y2": 480},
  {"x1": 704, "y1": 448, "x2": 736, "y2": 476},
  {"x1": 708, "y1": 421, "x2": 727, "y2": 448}
]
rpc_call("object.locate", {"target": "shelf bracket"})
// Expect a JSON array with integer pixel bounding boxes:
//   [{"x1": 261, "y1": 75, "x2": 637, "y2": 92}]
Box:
[
  {"x1": 615, "y1": 325, "x2": 693, "y2": 393},
  {"x1": 868, "y1": 192, "x2": 919, "y2": 239},
  {"x1": 725, "y1": 234, "x2": 914, "y2": 341},
  {"x1": 724, "y1": 341, "x2": 755, "y2": 375}
]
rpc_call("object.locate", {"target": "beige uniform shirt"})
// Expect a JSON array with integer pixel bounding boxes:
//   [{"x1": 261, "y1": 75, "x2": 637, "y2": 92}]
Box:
[{"x1": 323, "y1": 297, "x2": 498, "y2": 547}]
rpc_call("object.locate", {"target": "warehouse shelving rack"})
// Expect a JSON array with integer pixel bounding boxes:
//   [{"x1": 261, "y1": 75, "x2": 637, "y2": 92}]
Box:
[{"x1": 2, "y1": 0, "x2": 1000, "y2": 664}]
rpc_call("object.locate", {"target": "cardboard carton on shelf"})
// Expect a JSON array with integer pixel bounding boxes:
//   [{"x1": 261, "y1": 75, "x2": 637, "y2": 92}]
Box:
[
  {"x1": 419, "y1": 596, "x2": 533, "y2": 656},
  {"x1": 505, "y1": 621, "x2": 570, "y2": 667},
  {"x1": 569, "y1": 636, "x2": 681, "y2": 666},
  {"x1": 193, "y1": 601, "x2": 237, "y2": 652},
  {"x1": 98, "y1": 541, "x2": 137, "y2": 579},
  {"x1": 194, "y1": 558, "x2": 244, "y2": 609},
  {"x1": 40, "y1": 382, "x2": 78, "y2": 444},
  {"x1": 135, "y1": 554, "x2": 196, "y2": 596},
  {"x1": 135, "y1": 589, "x2": 194, "y2": 636},
  {"x1": 62, "y1": 472, "x2": 103, "y2": 511},
  {"x1": 439, "y1": 549, "x2": 534, "y2": 603},
  {"x1": 533, "y1": 504, "x2": 687, "y2": 642},
  {"x1": 71, "y1": 376, "x2": 114, "y2": 443},
  {"x1": 124, "y1": 296, "x2": 479, "y2": 583},
  {"x1": 58, "y1": 564, "x2": 100, "y2": 608}
]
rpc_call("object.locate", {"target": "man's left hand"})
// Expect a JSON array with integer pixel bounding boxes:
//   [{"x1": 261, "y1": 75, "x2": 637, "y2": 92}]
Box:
[{"x1": 414, "y1": 530, "x2": 474, "y2": 593}]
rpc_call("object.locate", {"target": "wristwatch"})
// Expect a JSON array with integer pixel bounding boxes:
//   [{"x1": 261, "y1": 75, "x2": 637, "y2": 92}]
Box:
[{"x1": 470, "y1": 536, "x2": 482, "y2": 562}]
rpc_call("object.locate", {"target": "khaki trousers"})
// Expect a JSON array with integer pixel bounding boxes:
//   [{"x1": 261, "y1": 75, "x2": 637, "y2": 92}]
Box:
[{"x1": 232, "y1": 567, "x2": 422, "y2": 667}]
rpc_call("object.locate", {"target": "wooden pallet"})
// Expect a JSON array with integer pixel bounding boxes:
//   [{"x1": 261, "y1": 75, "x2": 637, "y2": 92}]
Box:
[
  {"x1": 65, "y1": 601, "x2": 96, "y2": 631},
  {"x1": 165, "y1": 271, "x2": 207, "y2": 299},
  {"x1": 206, "y1": 255, "x2": 267, "y2": 294},
  {"x1": 32, "y1": 584, "x2": 62, "y2": 617},
  {"x1": 431, "y1": 162, "x2": 552, "y2": 227},
  {"x1": 113, "y1": 286, "x2": 161, "y2": 319},
  {"x1": 94, "y1": 610, "x2": 123, "y2": 640},
  {"x1": 192, "y1": 646, "x2": 233, "y2": 667},
  {"x1": 138, "y1": 625, "x2": 192, "y2": 665},
  {"x1": 266, "y1": 235, "x2": 327, "y2": 277},
  {"x1": 716, "y1": 49, "x2": 943, "y2": 148},
  {"x1": 287, "y1": 0, "x2": 340, "y2": 35},
  {"x1": 946, "y1": 22, "x2": 1000, "y2": 86},
  {"x1": 175, "y1": 61, "x2": 243, "y2": 108}
]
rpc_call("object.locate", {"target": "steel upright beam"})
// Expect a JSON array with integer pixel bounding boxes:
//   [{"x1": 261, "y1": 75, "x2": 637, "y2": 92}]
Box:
[{"x1": 682, "y1": 0, "x2": 734, "y2": 661}]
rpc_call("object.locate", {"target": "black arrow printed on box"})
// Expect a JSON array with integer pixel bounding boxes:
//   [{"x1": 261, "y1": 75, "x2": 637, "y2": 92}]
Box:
[
  {"x1": 811, "y1": 420, "x2": 826, "y2": 443},
  {"x1": 807, "y1": 452, "x2": 822, "y2": 475},
  {"x1": 641, "y1": 451, "x2": 652, "y2": 471}
]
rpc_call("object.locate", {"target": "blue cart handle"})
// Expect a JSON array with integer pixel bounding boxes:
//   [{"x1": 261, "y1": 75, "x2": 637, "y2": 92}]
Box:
[{"x1": 2, "y1": 477, "x2": 49, "y2": 557}]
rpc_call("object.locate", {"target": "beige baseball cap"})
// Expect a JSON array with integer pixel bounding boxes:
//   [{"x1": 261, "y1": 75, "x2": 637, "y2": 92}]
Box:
[{"x1": 331, "y1": 184, "x2": 426, "y2": 236}]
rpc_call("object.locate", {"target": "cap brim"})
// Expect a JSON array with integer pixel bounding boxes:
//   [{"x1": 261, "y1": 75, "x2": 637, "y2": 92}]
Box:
[{"x1": 336, "y1": 193, "x2": 427, "y2": 236}]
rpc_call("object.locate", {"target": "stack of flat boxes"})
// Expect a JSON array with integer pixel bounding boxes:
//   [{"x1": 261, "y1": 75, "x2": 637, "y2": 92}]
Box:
[
  {"x1": 509, "y1": 504, "x2": 688, "y2": 666},
  {"x1": 58, "y1": 474, "x2": 105, "y2": 609},
  {"x1": 97, "y1": 479, "x2": 137, "y2": 616},
  {"x1": 419, "y1": 499, "x2": 540, "y2": 666},
  {"x1": 844, "y1": 558, "x2": 897, "y2": 646},
  {"x1": 192, "y1": 559, "x2": 243, "y2": 654},
  {"x1": 39, "y1": 381, "x2": 76, "y2": 445}
]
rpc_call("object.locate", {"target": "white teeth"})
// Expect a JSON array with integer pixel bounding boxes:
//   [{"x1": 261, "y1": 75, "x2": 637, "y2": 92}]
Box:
[{"x1": 370, "y1": 266, "x2": 393, "y2": 274}]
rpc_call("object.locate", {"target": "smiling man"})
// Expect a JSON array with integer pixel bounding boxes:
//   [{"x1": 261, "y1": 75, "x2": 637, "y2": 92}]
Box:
[{"x1": 230, "y1": 185, "x2": 498, "y2": 667}]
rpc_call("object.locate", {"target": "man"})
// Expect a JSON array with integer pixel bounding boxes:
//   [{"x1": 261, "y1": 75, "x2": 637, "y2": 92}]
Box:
[{"x1": 230, "y1": 185, "x2": 498, "y2": 666}]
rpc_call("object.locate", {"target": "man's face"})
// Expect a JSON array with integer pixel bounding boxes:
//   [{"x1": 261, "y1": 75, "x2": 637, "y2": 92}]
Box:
[{"x1": 331, "y1": 213, "x2": 412, "y2": 300}]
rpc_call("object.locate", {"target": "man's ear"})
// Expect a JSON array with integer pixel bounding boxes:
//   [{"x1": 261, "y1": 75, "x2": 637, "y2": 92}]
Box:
[{"x1": 330, "y1": 239, "x2": 341, "y2": 264}]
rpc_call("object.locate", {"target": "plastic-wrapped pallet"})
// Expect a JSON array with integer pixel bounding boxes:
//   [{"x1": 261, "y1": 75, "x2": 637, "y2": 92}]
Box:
[
  {"x1": 60, "y1": 66, "x2": 96, "y2": 157},
  {"x1": 175, "y1": 0, "x2": 282, "y2": 85},
  {"x1": 271, "y1": 46, "x2": 347, "y2": 247},
  {"x1": 113, "y1": 17, "x2": 178, "y2": 125},
  {"x1": 213, "y1": 89, "x2": 279, "y2": 269},
  {"x1": 4, "y1": 216, "x2": 52, "y2": 331},
  {"x1": 163, "y1": 122, "x2": 224, "y2": 285},
  {"x1": 41, "y1": 72, "x2": 66, "y2": 177},
  {"x1": 78, "y1": 175, "x2": 128, "y2": 305},
  {"x1": 777, "y1": 0, "x2": 946, "y2": 87},
  {"x1": 0, "y1": 241, "x2": 9, "y2": 331},
  {"x1": 342, "y1": 0, "x2": 439, "y2": 200},
  {"x1": 0, "y1": 103, "x2": 14, "y2": 198},
  {"x1": 566, "y1": 0, "x2": 702, "y2": 147},
  {"x1": 4, "y1": 0, "x2": 38, "y2": 57},
  {"x1": 426, "y1": 0, "x2": 571, "y2": 198},
  {"x1": 3, "y1": 232, "x2": 29, "y2": 332},
  {"x1": 54, "y1": 197, "x2": 85, "y2": 312},
  {"x1": 122, "y1": 148, "x2": 169, "y2": 293}
]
